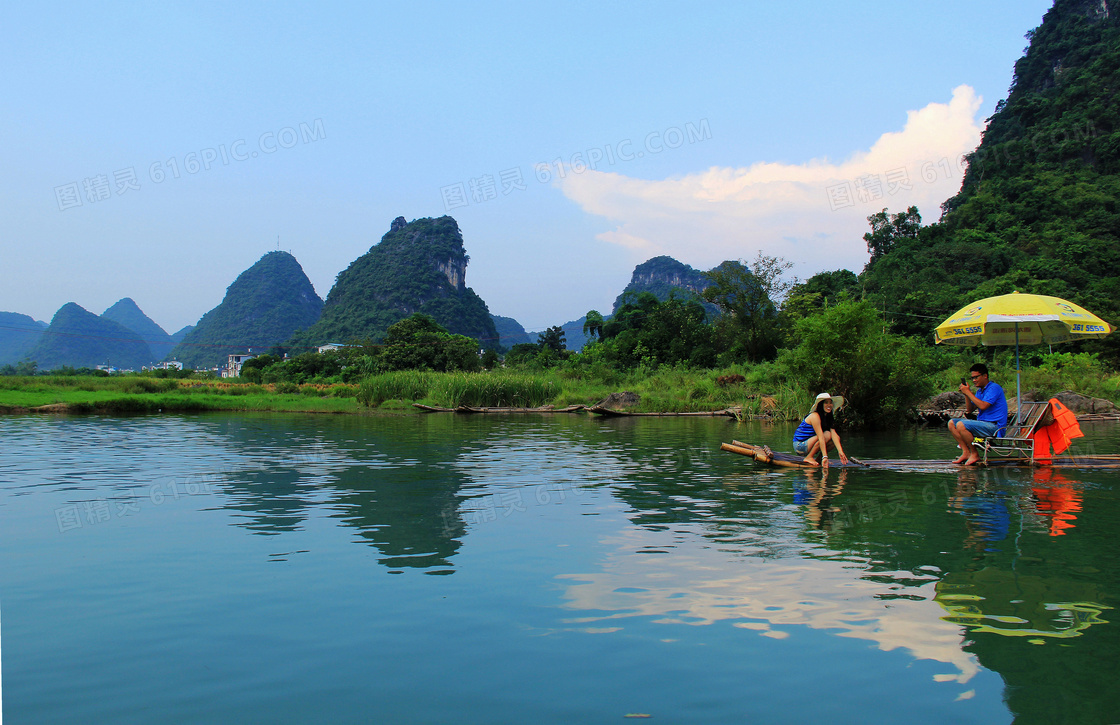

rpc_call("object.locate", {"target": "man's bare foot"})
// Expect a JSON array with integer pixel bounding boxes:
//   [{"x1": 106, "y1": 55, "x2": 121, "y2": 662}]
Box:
[
  {"x1": 964, "y1": 455, "x2": 981, "y2": 466},
  {"x1": 952, "y1": 454, "x2": 969, "y2": 464}
]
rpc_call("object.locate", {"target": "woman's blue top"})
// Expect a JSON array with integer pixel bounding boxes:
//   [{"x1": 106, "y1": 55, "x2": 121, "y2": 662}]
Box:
[{"x1": 793, "y1": 418, "x2": 816, "y2": 442}]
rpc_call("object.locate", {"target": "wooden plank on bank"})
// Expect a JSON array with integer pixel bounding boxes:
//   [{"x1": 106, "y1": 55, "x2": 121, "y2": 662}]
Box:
[
  {"x1": 413, "y1": 403, "x2": 586, "y2": 413},
  {"x1": 590, "y1": 405, "x2": 739, "y2": 417},
  {"x1": 455, "y1": 404, "x2": 585, "y2": 413}
]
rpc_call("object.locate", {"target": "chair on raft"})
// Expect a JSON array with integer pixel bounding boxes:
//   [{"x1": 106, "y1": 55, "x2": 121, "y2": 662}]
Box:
[{"x1": 976, "y1": 400, "x2": 1053, "y2": 464}]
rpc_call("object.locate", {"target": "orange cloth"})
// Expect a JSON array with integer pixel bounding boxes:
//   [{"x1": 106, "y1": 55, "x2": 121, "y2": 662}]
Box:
[
  {"x1": 1048, "y1": 398, "x2": 1084, "y2": 452},
  {"x1": 1029, "y1": 398, "x2": 1084, "y2": 462},
  {"x1": 1032, "y1": 426, "x2": 1056, "y2": 464}
]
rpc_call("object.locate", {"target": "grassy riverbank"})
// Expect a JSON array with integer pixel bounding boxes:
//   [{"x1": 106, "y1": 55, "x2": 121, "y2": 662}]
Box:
[
  {"x1": 2, "y1": 355, "x2": 1117, "y2": 420},
  {"x1": 354, "y1": 367, "x2": 812, "y2": 417},
  {"x1": 0, "y1": 377, "x2": 363, "y2": 414},
  {"x1": 0, "y1": 369, "x2": 811, "y2": 417}
]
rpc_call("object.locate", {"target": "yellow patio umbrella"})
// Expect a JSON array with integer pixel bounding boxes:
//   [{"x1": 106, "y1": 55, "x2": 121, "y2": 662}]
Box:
[{"x1": 934, "y1": 291, "x2": 1115, "y2": 420}]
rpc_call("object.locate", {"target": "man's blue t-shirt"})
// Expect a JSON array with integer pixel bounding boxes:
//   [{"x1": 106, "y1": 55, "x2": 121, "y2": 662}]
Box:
[{"x1": 975, "y1": 381, "x2": 1008, "y2": 428}]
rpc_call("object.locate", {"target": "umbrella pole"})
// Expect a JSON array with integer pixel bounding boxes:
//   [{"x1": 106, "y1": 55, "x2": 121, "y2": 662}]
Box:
[{"x1": 1015, "y1": 325, "x2": 1022, "y2": 426}]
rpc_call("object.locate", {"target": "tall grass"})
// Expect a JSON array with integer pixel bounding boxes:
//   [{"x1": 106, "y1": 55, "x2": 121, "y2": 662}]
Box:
[
  {"x1": 356, "y1": 371, "x2": 559, "y2": 408},
  {"x1": 356, "y1": 371, "x2": 434, "y2": 407},
  {"x1": 430, "y1": 373, "x2": 559, "y2": 408},
  {"x1": 352, "y1": 365, "x2": 813, "y2": 416}
]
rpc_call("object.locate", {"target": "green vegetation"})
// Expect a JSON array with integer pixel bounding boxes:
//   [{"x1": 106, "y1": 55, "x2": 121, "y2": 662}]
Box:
[
  {"x1": 862, "y1": 1, "x2": 1120, "y2": 359},
  {"x1": 779, "y1": 300, "x2": 941, "y2": 427},
  {"x1": 0, "y1": 375, "x2": 361, "y2": 414},
  {"x1": 356, "y1": 371, "x2": 558, "y2": 409}
]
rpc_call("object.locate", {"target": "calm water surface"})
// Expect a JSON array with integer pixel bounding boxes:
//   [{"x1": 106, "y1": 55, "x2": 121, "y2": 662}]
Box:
[{"x1": 1, "y1": 413, "x2": 1118, "y2": 724}]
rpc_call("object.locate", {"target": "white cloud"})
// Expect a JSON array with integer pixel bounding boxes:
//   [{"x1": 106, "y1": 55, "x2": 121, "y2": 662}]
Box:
[{"x1": 559, "y1": 85, "x2": 984, "y2": 276}]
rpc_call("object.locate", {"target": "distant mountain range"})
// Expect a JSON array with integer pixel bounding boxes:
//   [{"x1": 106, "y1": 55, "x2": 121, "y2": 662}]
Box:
[
  {"x1": 490, "y1": 315, "x2": 534, "y2": 349},
  {"x1": 2, "y1": 222, "x2": 721, "y2": 368},
  {"x1": 0, "y1": 312, "x2": 47, "y2": 365},
  {"x1": 25, "y1": 303, "x2": 155, "y2": 370}
]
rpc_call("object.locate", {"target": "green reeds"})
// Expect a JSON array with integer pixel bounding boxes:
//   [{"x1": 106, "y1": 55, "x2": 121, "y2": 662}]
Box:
[
  {"x1": 429, "y1": 373, "x2": 559, "y2": 408},
  {"x1": 356, "y1": 371, "x2": 435, "y2": 407},
  {"x1": 355, "y1": 371, "x2": 560, "y2": 408}
]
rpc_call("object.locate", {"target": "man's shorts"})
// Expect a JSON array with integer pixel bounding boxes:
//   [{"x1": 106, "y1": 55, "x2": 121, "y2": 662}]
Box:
[
  {"x1": 950, "y1": 418, "x2": 999, "y2": 439},
  {"x1": 793, "y1": 438, "x2": 810, "y2": 455}
]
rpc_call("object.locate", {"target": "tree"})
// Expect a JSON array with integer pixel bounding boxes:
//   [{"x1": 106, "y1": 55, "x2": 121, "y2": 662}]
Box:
[
  {"x1": 378, "y1": 313, "x2": 481, "y2": 372},
  {"x1": 505, "y1": 343, "x2": 541, "y2": 366},
  {"x1": 702, "y1": 253, "x2": 794, "y2": 362},
  {"x1": 779, "y1": 299, "x2": 938, "y2": 427},
  {"x1": 537, "y1": 326, "x2": 566, "y2": 354},
  {"x1": 863, "y1": 206, "x2": 921, "y2": 266},
  {"x1": 784, "y1": 269, "x2": 860, "y2": 320},
  {"x1": 239, "y1": 353, "x2": 280, "y2": 383},
  {"x1": 601, "y1": 292, "x2": 660, "y2": 341},
  {"x1": 591, "y1": 292, "x2": 715, "y2": 369},
  {"x1": 582, "y1": 310, "x2": 604, "y2": 341}
]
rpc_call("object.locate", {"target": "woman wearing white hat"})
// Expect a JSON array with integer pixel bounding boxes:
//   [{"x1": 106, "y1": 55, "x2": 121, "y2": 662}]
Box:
[{"x1": 792, "y1": 393, "x2": 849, "y2": 467}]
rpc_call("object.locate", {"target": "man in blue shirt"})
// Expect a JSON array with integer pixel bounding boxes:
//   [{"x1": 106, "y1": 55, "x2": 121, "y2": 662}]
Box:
[{"x1": 949, "y1": 363, "x2": 1009, "y2": 465}]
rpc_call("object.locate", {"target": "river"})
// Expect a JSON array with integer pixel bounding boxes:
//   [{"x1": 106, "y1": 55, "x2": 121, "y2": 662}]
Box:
[{"x1": 1, "y1": 412, "x2": 1117, "y2": 723}]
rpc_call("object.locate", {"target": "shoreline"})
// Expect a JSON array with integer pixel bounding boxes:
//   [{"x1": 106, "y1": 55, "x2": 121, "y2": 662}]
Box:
[
  {"x1": 3, "y1": 399, "x2": 1117, "y2": 424},
  {"x1": 2, "y1": 376, "x2": 1116, "y2": 422}
]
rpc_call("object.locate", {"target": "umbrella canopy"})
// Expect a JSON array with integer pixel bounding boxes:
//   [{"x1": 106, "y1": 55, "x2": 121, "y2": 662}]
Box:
[
  {"x1": 934, "y1": 292, "x2": 1114, "y2": 347},
  {"x1": 934, "y1": 292, "x2": 1115, "y2": 422}
]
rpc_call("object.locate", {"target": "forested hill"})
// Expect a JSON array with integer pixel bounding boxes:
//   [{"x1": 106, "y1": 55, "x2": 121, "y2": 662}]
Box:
[
  {"x1": 169, "y1": 251, "x2": 324, "y2": 369},
  {"x1": 290, "y1": 216, "x2": 499, "y2": 349},
  {"x1": 101, "y1": 298, "x2": 174, "y2": 361},
  {"x1": 26, "y1": 303, "x2": 155, "y2": 370},
  {"x1": 862, "y1": 0, "x2": 1120, "y2": 360},
  {"x1": 611, "y1": 256, "x2": 712, "y2": 314}
]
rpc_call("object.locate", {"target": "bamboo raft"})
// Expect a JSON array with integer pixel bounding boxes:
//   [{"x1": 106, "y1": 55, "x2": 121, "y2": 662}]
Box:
[
  {"x1": 412, "y1": 403, "x2": 743, "y2": 416},
  {"x1": 721, "y1": 441, "x2": 1120, "y2": 470}
]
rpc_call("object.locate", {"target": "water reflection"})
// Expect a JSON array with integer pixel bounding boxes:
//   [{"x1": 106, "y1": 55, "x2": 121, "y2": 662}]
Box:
[
  {"x1": 936, "y1": 570, "x2": 1111, "y2": 639},
  {"x1": 557, "y1": 525, "x2": 983, "y2": 683},
  {"x1": 949, "y1": 470, "x2": 1011, "y2": 552},
  {"x1": 1029, "y1": 468, "x2": 1083, "y2": 536},
  {"x1": 187, "y1": 415, "x2": 472, "y2": 570},
  {"x1": 793, "y1": 467, "x2": 850, "y2": 530}
]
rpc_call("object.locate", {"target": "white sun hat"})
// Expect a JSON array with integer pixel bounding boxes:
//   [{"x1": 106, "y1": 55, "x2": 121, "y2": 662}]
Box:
[{"x1": 807, "y1": 392, "x2": 845, "y2": 417}]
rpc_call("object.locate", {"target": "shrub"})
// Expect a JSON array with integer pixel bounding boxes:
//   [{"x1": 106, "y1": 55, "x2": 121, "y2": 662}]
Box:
[{"x1": 779, "y1": 299, "x2": 940, "y2": 426}]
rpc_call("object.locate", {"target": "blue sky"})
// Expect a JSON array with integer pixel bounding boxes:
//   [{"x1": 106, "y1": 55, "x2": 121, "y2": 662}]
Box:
[{"x1": 1, "y1": 1, "x2": 1054, "y2": 334}]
